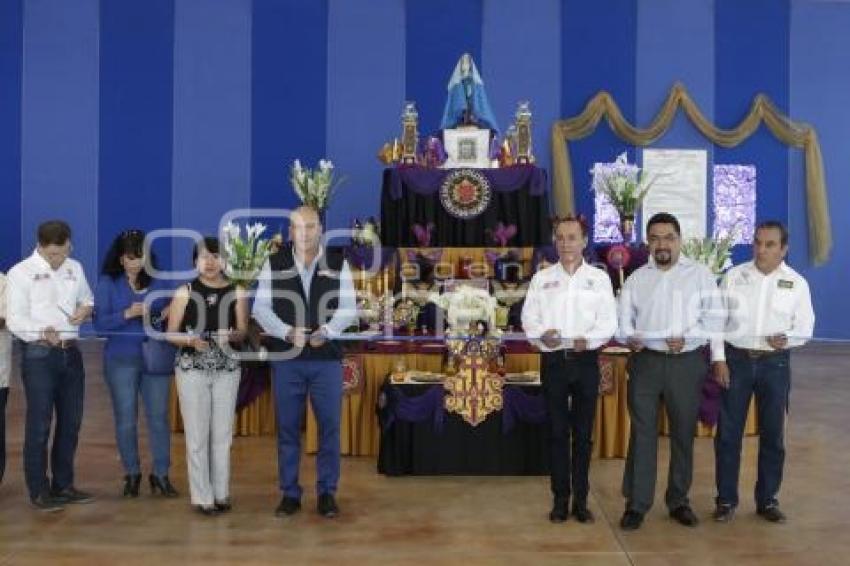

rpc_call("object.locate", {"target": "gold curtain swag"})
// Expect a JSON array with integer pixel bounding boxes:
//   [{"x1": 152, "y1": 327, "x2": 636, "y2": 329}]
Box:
[{"x1": 550, "y1": 82, "x2": 831, "y2": 265}]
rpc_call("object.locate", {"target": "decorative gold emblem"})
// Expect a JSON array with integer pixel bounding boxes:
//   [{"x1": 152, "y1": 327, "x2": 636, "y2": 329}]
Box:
[{"x1": 443, "y1": 333, "x2": 504, "y2": 426}]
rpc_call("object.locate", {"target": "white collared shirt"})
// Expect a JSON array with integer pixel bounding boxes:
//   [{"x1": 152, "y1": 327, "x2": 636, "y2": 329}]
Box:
[
  {"x1": 720, "y1": 260, "x2": 814, "y2": 354},
  {"x1": 521, "y1": 260, "x2": 618, "y2": 351},
  {"x1": 6, "y1": 250, "x2": 94, "y2": 342},
  {"x1": 618, "y1": 255, "x2": 725, "y2": 360}
]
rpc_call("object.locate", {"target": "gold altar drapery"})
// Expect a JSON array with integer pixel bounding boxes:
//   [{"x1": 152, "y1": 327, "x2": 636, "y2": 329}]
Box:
[
  {"x1": 550, "y1": 82, "x2": 831, "y2": 265},
  {"x1": 169, "y1": 352, "x2": 757, "y2": 459}
]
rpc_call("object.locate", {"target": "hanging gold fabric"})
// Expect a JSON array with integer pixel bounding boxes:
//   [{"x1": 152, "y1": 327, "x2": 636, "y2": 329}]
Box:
[{"x1": 550, "y1": 82, "x2": 831, "y2": 265}]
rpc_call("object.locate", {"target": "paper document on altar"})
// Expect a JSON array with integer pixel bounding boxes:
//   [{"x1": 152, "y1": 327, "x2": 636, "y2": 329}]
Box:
[{"x1": 641, "y1": 149, "x2": 707, "y2": 241}]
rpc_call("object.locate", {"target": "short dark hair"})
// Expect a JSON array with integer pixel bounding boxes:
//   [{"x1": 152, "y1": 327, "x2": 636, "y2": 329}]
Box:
[
  {"x1": 37, "y1": 220, "x2": 71, "y2": 246},
  {"x1": 756, "y1": 220, "x2": 789, "y2": 246},
  {"x1": 101, "y1": 229, "x2": 157, "y2": 289},
  {"x1": 646, "y1": 212, "x2": 681, "y2": 236},
  {"x1": 551, "y1": 214, "x2": 589, "y2": 238},
  {"x1": 193, "y1": 236, "x2": 221, "y2": 262}
]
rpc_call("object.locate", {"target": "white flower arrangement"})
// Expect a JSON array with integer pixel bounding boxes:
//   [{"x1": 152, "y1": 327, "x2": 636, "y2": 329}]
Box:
[
  {"x1": 681, "y1": 230, "x2": 737, "y2": 276},
  {"x1": 290, "y1": 158, "x2": 344, "y2": 211},
  {"x1": 356, "y1": 291, "x2": 382, "y2": 326},
  {"x1": 352, "y1": 217, "x2": 380, "y2": 247},
  {"x1": 590, "y1": 152, "x2": 656, "y2": 217},
  {"x1": 221, "y1": 221, "x2": 273, "y2": 288},
  {"x1": 429, "y1": 285, "x2": 501, "y2": 336}
]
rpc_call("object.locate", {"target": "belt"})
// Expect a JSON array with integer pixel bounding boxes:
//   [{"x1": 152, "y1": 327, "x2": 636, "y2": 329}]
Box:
[
  {"x1": 544, "y1": 349, "x2": 598, "y2": 361},
  {"x1": 728, "y1": 344, "x2": 783, "y2": 359},
  {"x1": 641, "y1": 347, "x2": 703, "y2": 357},
  {"x1": 32, "y1": 339, "x2": 78, "y2": 350}
]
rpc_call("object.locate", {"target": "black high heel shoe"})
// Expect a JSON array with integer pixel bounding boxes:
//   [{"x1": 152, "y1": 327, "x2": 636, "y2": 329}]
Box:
[
  {"x1": 123, "y1": 474, "x2": 142, "y2": 498},
  {"x1": 149, "y1": 474, "x2": 179, "y2": 497}
]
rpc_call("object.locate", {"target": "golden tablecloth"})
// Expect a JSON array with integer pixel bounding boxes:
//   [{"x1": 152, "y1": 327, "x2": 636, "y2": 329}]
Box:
[{"x1": 170, "y1": 353, "x2": 757, "y2": 459}]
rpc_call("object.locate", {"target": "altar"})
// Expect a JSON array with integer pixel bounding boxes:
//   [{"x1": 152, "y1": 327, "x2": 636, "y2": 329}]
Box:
[
  {"x1": 165, "y1": 58, "x2": 760, "y2": 472},
  {"x1": 169, "y1": 344, "x2": 757, "y2": 464},
  {"x1": 379, "y1": 165, "x2": 551, "y2": 247}
]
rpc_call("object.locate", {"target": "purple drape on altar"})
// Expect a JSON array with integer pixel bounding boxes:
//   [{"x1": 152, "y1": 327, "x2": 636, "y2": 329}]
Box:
[
  {"x1": 386, "y1": 165, "x2": 546, "y2": 200},
  {"x1": 380, "y1": 382, "x2": 546, "y2": 434},
  {"x1": 382, "y1": 384, "x2": 447, "y2": 432},
  {"x1": 501, "y1": 386, "x2": 547, "y2": 433},
  {"x1": 236, "y1": 364, "x2": 270, "y2": 411}
]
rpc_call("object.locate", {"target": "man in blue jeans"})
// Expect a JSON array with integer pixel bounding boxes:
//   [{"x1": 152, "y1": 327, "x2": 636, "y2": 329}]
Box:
[
  {"x1": 712, "y1": 221, "x2": 815, "y2": 523},
  {"x1": 6, "y1": 220, "x2": 95, "y2": 511},
  {"x1": 253, "y1": 206, "x2": 356, "y2": 519}
]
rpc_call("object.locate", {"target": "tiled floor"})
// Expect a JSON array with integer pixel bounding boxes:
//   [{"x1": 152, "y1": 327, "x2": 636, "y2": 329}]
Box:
[{"x1": 0, "y1": 342, "x2": 847, "y2": 565}]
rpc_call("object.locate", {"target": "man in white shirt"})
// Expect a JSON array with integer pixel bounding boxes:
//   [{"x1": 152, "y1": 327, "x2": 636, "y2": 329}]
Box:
[
  {"x1": 6, "y1": 221, "x2": 95, "y2": 511},
  {"x1": 522, "y1": 216, "x2": 617, "y2": 524},
  {"x1": 253, "y1": 206, "x2": 357, "y2": 519},
  {"x1": 712, "y1": 221, "x2": 814, "y2": 524},
  {"x1": 618, "y1": 212, "x2": 725, "y2": 531}
]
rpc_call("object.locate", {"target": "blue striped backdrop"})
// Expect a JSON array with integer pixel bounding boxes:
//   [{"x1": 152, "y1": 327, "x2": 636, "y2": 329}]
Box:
[{"x1": 1, "y1": 0, "x2": 848, "y2": 338}]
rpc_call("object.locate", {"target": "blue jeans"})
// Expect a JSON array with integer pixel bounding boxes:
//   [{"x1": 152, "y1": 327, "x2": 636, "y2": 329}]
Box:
[
  {"x1": 715, "y1": 346, "x2": 791, "y2": 509},
  {"x1": 104, "y1": 355, "x2": 172, "y2": 477},
  {"x1": 272, "y1": 360, "x2": 342, "y2": 499},
  {"x1": 21, "y1": 343, "x2": 85, "y2": 499}
]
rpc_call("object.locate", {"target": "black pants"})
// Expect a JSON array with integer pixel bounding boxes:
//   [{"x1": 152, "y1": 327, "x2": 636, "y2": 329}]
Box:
[
  {"x1": 0, "y1": 387, "x2": 7, "y2": 484},
  {"x1": 541, "y1": 350, "x2": 600, "y2": 504}
]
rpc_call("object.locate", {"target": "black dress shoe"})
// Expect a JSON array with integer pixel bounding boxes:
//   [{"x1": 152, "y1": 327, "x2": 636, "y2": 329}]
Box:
[
  {"x1": 31, "y1": 492, "x2": 65, "y2": 513},
  {"x1": 669, "y1": 505, "x2": 699, "y2": 527},
  {"x1": 757, "y1": 505, "x2": 787, "y2": 523},
  {"x1": 712, "y1": 503, "x2": 736, "y2": 523},
  {"x1": 620, "y1": 510, "x2": 644, "y2": 531},
  {"x1": 317, "y1": 493, "x2": 339, "y2": 518},
  {"x1": 51, "y1": 487, "x2": 96, "y2": 505},
  {"x1": 149, "y1": 475, "x2": 179, "y2": 497},
  {"x1": 214, "y1": 499, "x2": 232, "y2": 513},
  {"x1": 549, "y1": 498, "x2": 568, "y2": 523},
  {"x1": 275, "y1": 496, "x2": 301, "y2": 517},
  {"x1": 572, "y1": 504, "x2": 595, "y2": 524},
  {"x1": 123, "y1": 474, "x2": 142, "y2": 498},
  {"x1": 195, "y1": 505, "x2": 219, "y2": 516}
]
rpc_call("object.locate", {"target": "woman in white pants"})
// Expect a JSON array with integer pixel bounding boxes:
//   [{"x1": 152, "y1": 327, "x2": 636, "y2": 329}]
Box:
[{"x1": 167, "y1": 237, "x2": 246, "y2": 515}]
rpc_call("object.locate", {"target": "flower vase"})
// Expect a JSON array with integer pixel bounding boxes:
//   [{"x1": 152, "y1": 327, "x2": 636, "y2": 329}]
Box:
[{"x1": 619, "y1": 214, "x2": 635, "y2": 243}]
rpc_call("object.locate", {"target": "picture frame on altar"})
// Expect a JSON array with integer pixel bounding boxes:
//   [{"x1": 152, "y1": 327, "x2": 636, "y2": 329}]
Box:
[{"x1": 442, "y1": 127, "x2": 493, "y2": 169}]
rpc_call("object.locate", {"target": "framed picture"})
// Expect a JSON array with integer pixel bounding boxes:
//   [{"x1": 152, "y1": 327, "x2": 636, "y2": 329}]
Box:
[{"x1": 442, "y1": 127, "x2": 493, "y2": 169}]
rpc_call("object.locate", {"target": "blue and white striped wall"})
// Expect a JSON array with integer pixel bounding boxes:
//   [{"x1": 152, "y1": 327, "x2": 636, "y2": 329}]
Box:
[{"x1": 1, "y1": 0, "x2": 848, "y2": 338}]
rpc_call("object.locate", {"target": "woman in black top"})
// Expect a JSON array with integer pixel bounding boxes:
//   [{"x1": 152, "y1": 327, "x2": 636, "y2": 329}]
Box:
[{"x1": 166, "y1": 237, "x2": 247, "y2": 515}]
